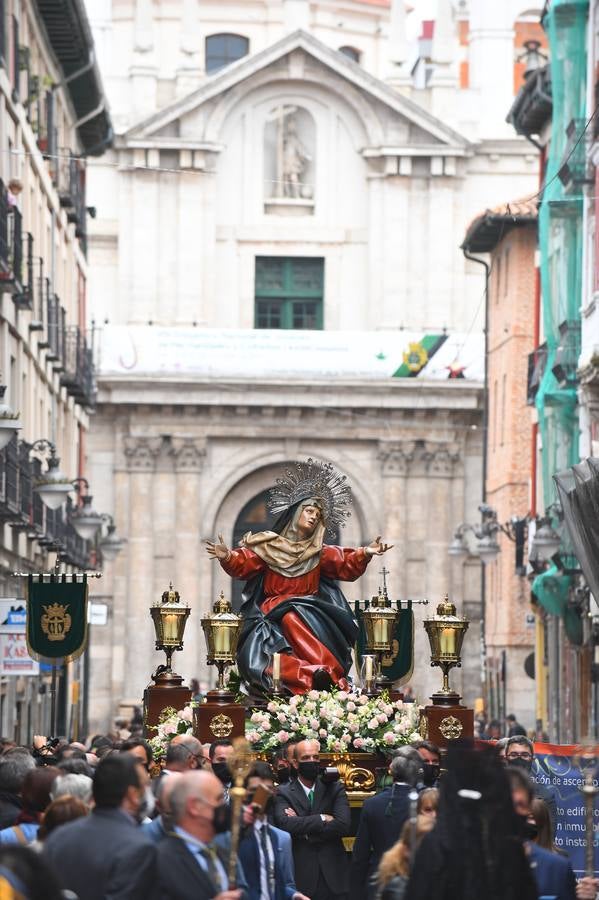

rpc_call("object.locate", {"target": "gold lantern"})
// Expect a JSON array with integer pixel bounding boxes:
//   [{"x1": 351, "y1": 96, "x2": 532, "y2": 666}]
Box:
[
  {"x1": 150, "y1": 583, "x2": 190, "y2": 684},
  {"x1": 359, "y1": 588, "x2": 399, "y2": 693},
  {"x1": 423, "y1": 594, "x2": 469, "y2": 705},
  {"x1": 201, "y1": 592, "x2": 242, "y2": 694}
]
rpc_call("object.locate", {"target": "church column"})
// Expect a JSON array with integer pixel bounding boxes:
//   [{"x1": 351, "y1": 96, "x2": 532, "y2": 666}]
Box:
[
  {"x1": 378, "y1": 441, "x2": 415, "y2": 600},
  {"x1": 123, "y1": 436, "x2": 162, "y2": 702},
  {"x1": 171, "y1": 437, "x2": 206, "y2": 687}
]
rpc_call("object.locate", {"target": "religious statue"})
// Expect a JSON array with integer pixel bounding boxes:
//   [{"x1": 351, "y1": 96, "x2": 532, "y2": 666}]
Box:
[
  {"x1": 282, "y1": 116, "x2": 311, "y2": 199},
  {"x1": 206, "y1": 459, "x2": 392, "y2": 696}
]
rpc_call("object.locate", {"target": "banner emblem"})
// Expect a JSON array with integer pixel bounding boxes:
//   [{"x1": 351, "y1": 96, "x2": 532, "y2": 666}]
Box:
[{"x1": 41, "y1": 604, "x2": 72, "y2": 642}]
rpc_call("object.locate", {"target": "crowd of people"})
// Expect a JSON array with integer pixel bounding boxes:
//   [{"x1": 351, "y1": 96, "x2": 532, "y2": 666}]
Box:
[{"x1": 0, "y1": 722, "x2": 595, "y2": 900}]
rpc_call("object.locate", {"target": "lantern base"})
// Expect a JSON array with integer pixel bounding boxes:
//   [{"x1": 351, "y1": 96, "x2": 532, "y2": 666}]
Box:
[
  {"x1": 423, "y1": 702, "x2": 474, "y2": 749},
  {"x1": 429, "y1": 689, "x2": 462, "y2": 707},
  {"x1": 143, "y1": 672, "x2": 192, "y2": 737},
  {"x1": 193, "y1": 694, "x2": 246, "y2": 744}
]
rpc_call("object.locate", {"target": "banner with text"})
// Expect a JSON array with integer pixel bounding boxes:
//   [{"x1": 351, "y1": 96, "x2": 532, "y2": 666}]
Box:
[{"x1": 533, "y1": 742, "x2": 598, "y2": 877}]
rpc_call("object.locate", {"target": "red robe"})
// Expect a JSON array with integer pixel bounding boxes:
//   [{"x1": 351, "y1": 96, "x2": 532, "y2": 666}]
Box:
[{"x1": 222, "y1": 545, "x2": 369, "y2": 693}]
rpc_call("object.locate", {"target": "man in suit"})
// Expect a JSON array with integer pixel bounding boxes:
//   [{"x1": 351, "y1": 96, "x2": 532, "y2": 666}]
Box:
[
  {"x1": 349, "y1": 747, "x2": 422, "y2": 900},
  {"x1": 157, "y1": 770, "x2": 248, "y2": 900},
  {"x1": 239, "y1": 762, "x2": 309, "y2": 900},
  {"x1": 43, "y1": 753, "x2": 157, "y2": 900},
  {"x1": 143, "y1": 772, "x2": 182, "y2": 844},
  {"x1": 274, "y1": 739, "x2": 351, "y2": 900},
  {"x1": 508, "y1": 766, "x2": 576, "y2": 900},
  {"x1": 505, "y1": 735, "x2": 558, "y2": 836}
]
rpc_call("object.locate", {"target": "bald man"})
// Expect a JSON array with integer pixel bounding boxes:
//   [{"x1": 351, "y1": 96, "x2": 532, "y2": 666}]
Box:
[{"x1": 157, "y1": 771, "x2": 248, "y2": 900}]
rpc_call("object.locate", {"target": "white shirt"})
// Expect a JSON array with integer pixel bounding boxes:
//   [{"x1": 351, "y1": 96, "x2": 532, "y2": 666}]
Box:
[{"x1": 254, "y1": 819, "x2": 275, "y2": 900}]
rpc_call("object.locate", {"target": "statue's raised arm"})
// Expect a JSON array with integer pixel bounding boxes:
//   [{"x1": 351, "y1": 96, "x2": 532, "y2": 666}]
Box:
[{"x1": 208, "y1": 459, "x2": 391, "y2": 698}]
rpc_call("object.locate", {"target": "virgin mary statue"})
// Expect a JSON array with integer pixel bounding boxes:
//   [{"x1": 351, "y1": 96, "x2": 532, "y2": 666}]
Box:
[{"x1": 206, "y1": 459, "x2": 391, "y2": 696}]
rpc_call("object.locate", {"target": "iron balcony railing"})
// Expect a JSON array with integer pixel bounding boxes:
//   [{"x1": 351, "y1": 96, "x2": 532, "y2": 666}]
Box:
[
  {"x1": 61, "y1": 326, "x2": 95, "y2": 408},
  {"x1": 558, "y1": 119, "x2": 593, "y2": 193},
  {"x1": 0, "y1": 179, "x2": 24, "y2": 294},
  {"x1": 57, "y1": 150, "x2": 87, "y2": 255},
  {"x1": 13, "y1": 232, "x2": 33, "y2": 310},
  {"x1": 0, "y1": 439, "x2": 90, "y2": 568}
]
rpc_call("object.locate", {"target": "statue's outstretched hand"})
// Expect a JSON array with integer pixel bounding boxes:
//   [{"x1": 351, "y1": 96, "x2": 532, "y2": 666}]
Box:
[
  {"x1": 205, "y1": 534, "x2": 231, "y2": 560},
  {"x1": 365, "y1": 536, "x2": 393, "y2": 557}
]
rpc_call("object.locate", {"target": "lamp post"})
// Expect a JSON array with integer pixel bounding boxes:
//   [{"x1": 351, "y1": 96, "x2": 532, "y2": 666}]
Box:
[
  {"x1": 0, "y1": 382, "x2": 21, "y2": 450},
  {"x1": 29, "y1": 440, "x2": 72, "y2": 510},
  {"x1": 97, "y1": 515, "x2": 126, "y2": 562},
  {"x1": 69, "y1": 479, "x2": 103, "y2": 542}
]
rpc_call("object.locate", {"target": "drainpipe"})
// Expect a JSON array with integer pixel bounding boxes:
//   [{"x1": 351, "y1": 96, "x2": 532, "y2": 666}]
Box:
[{"x1": 462, "y1": 245, "x2": 490, "y2": 709}]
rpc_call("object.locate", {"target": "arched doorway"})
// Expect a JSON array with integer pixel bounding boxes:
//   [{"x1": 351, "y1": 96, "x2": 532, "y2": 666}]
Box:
[{"x1": 230, "y1": 489, "x2": 339, "y2": 611}]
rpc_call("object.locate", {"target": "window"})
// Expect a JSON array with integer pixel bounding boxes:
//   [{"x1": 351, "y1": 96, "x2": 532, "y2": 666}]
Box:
[
  {"x1": 339, "y1": 46, "x2": 361, "y2": 63},
  {"x1": 205, "y1": 33, "x2": 249, "y2": 74},
  {"x1": 255, "y1": 257, "x2": 324, "y2": 329}
]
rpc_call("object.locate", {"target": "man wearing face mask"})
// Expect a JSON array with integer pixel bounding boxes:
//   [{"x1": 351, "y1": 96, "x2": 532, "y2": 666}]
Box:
[
  {"x1": 210, "y1": 740, "x2": 234, "y2": 800},
  {"x1": 412, "y1": 741, "x2": 441, "y2": 789},
  {"x1": 238, "y1": 763, "x2": 310, "y2": 900},
  {"x1": 508, "y1": 767, "x2": 576, "y2": 900},
  {"x1": 157, "y1": 770, "x2": 248, "y2": 900},
  {"x1": 505, "y1": 735, "x2": 557, "y2": 837},
  {"x1": 274, "y1": 739, "x2": 350, "y2": 900},
  {"x1": 43, "y1": 754, "x2": 157, "y2": 900}
]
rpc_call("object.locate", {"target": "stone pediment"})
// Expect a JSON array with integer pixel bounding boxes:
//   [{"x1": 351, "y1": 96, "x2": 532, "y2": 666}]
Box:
[{"x1": 124, "y1": 29, "x2": 471, "y2": 156}]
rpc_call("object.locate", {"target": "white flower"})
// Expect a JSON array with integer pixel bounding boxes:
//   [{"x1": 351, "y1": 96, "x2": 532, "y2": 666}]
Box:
[
  {"x1": 347, "y1": 702, "x2": 356, "y2": 712},
  {"x1": 308, "y1": 690, "x2": 320, "y2": 701},
  {"x1": 310, "y1": 718, "x2": 320, "y2": 731},
  {"x1": 336, "y1": 691, "x2": 348, "y2": 701},
  {"x1": 180, "y1": 707, "x2": 194, "y2": 723}
]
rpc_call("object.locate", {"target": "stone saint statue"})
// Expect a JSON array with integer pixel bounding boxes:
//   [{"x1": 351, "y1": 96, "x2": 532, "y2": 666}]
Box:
[
  {"x1": 206, "y1": 459, "x2": 392, "y2": 696},
  {"x1": 282, "y1": 115, "x2": 311, "y2": 199}
]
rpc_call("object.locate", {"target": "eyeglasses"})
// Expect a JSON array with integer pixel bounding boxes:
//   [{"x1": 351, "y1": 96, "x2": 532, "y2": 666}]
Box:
[{"x1": 506, "y1": 752, "x2": 532, "y2": 761}]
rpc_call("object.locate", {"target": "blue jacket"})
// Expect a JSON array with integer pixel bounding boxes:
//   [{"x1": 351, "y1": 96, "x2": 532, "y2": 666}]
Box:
[
  {"x1": 238, "y1": 823, "x2": 298, "y2": 900},
  {"x1": 528, "y1": 843, "x2": 576, "y2": 900}
]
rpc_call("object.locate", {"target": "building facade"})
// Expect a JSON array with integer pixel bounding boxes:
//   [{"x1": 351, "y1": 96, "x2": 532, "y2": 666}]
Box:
[
  {"x1": 85, "y1": 0, "x2": 544, "y2": 731},
  {"x1": 0, "y1": 0, "x2": 110, "y2": 740}
]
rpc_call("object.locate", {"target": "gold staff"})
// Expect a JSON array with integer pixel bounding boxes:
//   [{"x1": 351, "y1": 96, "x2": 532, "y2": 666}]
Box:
[{"x1": 227, "y1": 736, "x2": 252, "y2": 888}]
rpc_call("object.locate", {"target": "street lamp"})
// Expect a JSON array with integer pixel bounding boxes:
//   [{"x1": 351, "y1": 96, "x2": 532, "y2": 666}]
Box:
[
  {"x1": 476, "y1": 534, "x2": 501, "y2": 565},
  {"x1": 30, "y1": 440, "x2": 72, "y2": 510},
  {"x1": 530, "y1": 516, "x2": 562, "y2": 562},
  {"x1": 98, "y1": 515, "x2": 126, "y2": 561},
  {"x1": 0, "y1": 383, "x2": 21, "y2": 450},
  {"x1": 449, "y1": 505, "x2": 528, "y2": 568},
  {"x1": 69, "y1": 478, "x2": 103, "y2": 542}
]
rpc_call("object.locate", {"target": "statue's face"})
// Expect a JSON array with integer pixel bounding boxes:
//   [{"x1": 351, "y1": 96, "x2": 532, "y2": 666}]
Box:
[{"x1": 297, "y1": 504, "x2": 322, "y2": 536}]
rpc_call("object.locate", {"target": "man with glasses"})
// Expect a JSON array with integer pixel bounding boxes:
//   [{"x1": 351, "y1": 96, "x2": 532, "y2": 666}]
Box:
[{"x1": 505, "y1": 735, "x2": 557, "y2": 836}]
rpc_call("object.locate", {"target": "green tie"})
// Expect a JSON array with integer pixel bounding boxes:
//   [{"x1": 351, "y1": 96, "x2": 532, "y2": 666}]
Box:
[
  {"x1": 201, "y1": 845, "x2": 223, "y2": 891},
  {"x1": 308, "y1": 788, "x2": 314, "y2": 808}
]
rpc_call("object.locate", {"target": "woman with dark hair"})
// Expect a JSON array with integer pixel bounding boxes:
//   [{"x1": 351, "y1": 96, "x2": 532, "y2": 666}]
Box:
[
  {"x1": 0, "y1": 767, "x2": 60, "y2": 846},
  {"x1": 405, "y1": 743, "x2": 538, "y2": 900},
  {"x1": 207, "y1": 459, "x2": 391, "y2": 695}
]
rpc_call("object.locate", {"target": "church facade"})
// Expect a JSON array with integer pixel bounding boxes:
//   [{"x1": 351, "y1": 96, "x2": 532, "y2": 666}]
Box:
[{"x1": 84, "y1": 0, "x2": 542, "y2": 731}]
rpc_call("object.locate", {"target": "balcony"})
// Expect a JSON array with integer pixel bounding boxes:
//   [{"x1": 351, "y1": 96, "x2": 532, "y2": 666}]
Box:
[
  {"x1": 0, "y1": 438, "x2": 90, "y2": 568},
  {"x1": 61, "y1": 326, "x2": 95, "y2": 408},
  {"x1": 558, "y1": 119, "x2": 593, "y2": 193},
  {"x1": 0, "y1": 180, "x2": 24, "y2": 295},
  {"x1": 527, "y1": 343, "x2": 548, "y2": 405},
  {"x1": 13, "y1": 232, "x2": 34, "y2": 310},
  {"x1": 551, "y1": 319, "x2": 581, "y2": 389}
]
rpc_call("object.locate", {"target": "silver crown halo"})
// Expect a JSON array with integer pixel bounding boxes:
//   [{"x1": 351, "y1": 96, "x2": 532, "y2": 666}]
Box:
[{"x1": 267, "y1": 458, "x2": 352, "y2": 535}]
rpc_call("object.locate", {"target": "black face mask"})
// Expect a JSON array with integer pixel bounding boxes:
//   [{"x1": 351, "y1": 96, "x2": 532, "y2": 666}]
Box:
[
  {"x1": 509, "y1": 757, "x2": 533, "y2": 774},
  {"x1": 212, "y1": 762, "x2": 231, "y2": 785},
  {"x1": 518, "y1": 815, "x2": 538, "y2": 841},
  {"x1": 276, "y1": 767, "x2": 291, "y2": 784},
  {"x1": 297, "y1": 761, "x2": 320, "y2": 783},
  {"x1": 213, "y1": 802, "x2": 231, "y2": 834},
  {"x1": 422, "y1": 764, "x2": 440, "y2": 786}
]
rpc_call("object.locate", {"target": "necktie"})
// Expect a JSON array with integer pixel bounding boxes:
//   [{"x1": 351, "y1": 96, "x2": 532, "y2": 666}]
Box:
[
  {"x1": 259, "y1": 824, "x2": 274, "y2": 900},
  {"x1": 308, "y1": 788, "x2": 314, "y2": 808},
  {"x1": 201, "y1": 845, "x2": 223, "y2": 891}
]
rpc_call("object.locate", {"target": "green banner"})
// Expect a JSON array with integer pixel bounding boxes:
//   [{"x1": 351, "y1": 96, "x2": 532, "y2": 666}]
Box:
[
  {"x1": 26, "y1": 577, "x2": 88, "y2": 663},
  {"x1": 355, "y1": 605, "x2": 414, "y2": 684}
]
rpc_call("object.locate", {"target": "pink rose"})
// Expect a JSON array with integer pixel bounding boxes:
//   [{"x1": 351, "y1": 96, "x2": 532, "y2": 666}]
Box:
[
  {"x1": 180, "y1": 707, "x2": 194, "y2": 723},
  {"x1": 262, "y1": 722, "x2": 271, "y2": 732},
  {"x1": 377, "y1": 713, "x2": 388, "y2": 724},
  {"x1": 319, "y1": 729, "x2": 327, "y2": 738},
  {"x1": 310, "y1": 718, "x2": 320, "y2": 731},
  {"x1": 336, "y1": 691, "x2": 348, "y2": 701},
  {"x1": 277, "y1": 712, "x2": 287, "y2": 723},
  {"x1": 276, "y1": 730, "x2": 290, "y2": 743},
  {"x1": 347, "y1": 702, "x2": 356, "y2": 712},
  {"x1": 354, "y1": 738, "x2": 364, "y2": 749},
  {"x1": 267, "y1": 702, "x2": 278, "y2": 713},
  {"x1": 247, "y1": 730, "x2": 260, "y2": 743},
  {"x1": 308, "y1": 690, "x2": 320, "y2": 701},
  {"x1": 383, "y1": 732, "x2": 395, "y2": 745},
  {"x1": 163, "y1": 722, "x2": 177, "y2": 735}
]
